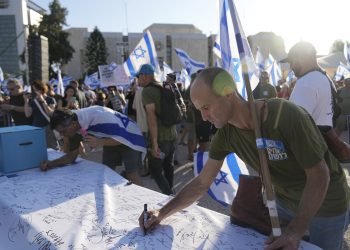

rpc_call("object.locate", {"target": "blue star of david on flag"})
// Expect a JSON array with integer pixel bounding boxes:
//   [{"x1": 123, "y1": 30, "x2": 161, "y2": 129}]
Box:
[
  {"x1": 132, "y1": 46, "x2": 147, "y2": 59},
  {"x1": 115, "y1": 112, "x2": 130, "y2": 128},
  {"x1": 214, "y1": 170, "x2": 228, "y2": 185}
]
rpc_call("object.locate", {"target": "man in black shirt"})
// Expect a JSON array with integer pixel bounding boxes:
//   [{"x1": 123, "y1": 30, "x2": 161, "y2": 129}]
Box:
[{"x1": 0, "y1": 79, "x2": 32, "y2": 125}]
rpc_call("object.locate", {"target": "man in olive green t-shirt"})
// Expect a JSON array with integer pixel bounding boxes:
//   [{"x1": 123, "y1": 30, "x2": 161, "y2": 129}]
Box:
[
  {"x1": 137, "y1": 64, "x2": 177, "y2": 195},
  {"x1": 139, "y1": 67, "x2": 350, "y2": 250}
]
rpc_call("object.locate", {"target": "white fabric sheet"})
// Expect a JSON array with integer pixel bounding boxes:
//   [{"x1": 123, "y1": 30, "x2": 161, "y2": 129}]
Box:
[{"x1": 0, "y1": 150, "x2": 320, "y2": 249}]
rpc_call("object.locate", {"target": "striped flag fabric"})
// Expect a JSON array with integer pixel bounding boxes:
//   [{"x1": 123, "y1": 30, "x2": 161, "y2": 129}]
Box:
[
  {"x1": 215, "y1": 0, "x2": 259, "y2": 99},
  {"x1": 123, "y1": 30, "x2": 160, "y2": 77},
  {"x1": 194, "y1": 151, "x2": 249, "y2": 206},
  {"x1": 74, "y1": 106, "x2": 147, "y2": 156},
  {"x1": 174, "y1": 48, "x2": 205, "y2": 76},
  {"x1": 266, "y1": 60, "x2": 282, "y2": 86},
  {"x1": 255, "y1": 47, "x2": 265, "y2": 71}
]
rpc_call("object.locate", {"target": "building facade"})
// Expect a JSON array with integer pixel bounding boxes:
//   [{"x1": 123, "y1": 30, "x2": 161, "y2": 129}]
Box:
[
  {"x1": 0, "y1": 0, "x2": 46, "y2": 78},
  {"x1": 65, "y1": 23, "x2": 208, "y2": 80}
]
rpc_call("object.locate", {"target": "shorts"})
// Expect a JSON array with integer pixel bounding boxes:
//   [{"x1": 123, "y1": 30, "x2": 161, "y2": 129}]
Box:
[
  {"x1": 102, "y1": 144, "x2": 141, "y2": 174},
  {"x1": 195, "y1": 121, "x2": 211, "y2": 142}
]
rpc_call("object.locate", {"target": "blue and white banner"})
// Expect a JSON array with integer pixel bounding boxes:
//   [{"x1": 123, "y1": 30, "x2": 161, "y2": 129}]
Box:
[
  {"x1": 123, "y1": 30, "x2": 160, "y2": 77},
  {"x1": 74, "y1": 106, "x2": 147, "y2": 156},
  {"x1": 215, "y1": 0, "x2": 259, "y2": 99},
  {"x1": 194, "y1": 151, "x2": 249, "y2": 206},
  {"x1": 344, "y1": 41, "x2": 350, "y2": 66},
  {"x1": 255, "y1": 46, "x2": 265, "y2": 72},
  {"x1": 335, "y1": 62, "x2": 350, "y2": 81},
  {"x1": 174, "y1": 48, "x2": 205, "y2": 76}
]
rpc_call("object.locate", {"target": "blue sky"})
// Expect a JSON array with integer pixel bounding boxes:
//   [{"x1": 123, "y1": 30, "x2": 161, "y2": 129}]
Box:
[{"x1": 34, "y1": 0, "x2": 350, "y2": 55}]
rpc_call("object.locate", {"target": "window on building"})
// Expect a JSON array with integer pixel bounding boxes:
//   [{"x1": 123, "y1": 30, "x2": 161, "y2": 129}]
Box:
[{"x1": 0, "y1": 0, "x2": 9, "y2": 8}]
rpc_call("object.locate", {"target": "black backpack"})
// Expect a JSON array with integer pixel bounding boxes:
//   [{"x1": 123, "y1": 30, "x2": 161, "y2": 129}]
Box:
[{"x1": 146, "y1": 82, "x2": 186, "y2": 126}]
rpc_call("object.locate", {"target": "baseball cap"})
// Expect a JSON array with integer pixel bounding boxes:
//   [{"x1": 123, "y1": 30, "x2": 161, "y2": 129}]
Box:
[
  {"x1": 281, "y1": 41, "x2": 317, "y2": 63},
  {"x1": 135, "y1": 64, "x2": 155, "y2": 77}
]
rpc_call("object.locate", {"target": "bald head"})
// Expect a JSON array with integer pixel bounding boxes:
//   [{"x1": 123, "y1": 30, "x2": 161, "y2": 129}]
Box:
[{"x1": 191, "y1": 67, "x2": 236, "y2": 98}]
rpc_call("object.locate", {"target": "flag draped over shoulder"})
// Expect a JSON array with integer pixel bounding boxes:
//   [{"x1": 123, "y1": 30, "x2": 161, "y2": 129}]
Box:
[
  {"x1": 174, "y1": 48, "x2": 205, "y2": 76},
  {"x1": 74, "y1": 106, "x2": 147, "y2": 156},
  {"x1": 194, "y1": 151, "x2": 249, "y2": 206},
  {"x1": 215, "y1": 0, "x2": 259, "y2": 99},
  {"x1": 123, "y1": 30, "x2": 160, "y2": 77}
]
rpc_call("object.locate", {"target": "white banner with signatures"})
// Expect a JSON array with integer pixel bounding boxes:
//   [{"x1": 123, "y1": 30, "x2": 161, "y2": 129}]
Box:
[{"x1": 0, "y1": 150, "x2": 320, "y2": 250}]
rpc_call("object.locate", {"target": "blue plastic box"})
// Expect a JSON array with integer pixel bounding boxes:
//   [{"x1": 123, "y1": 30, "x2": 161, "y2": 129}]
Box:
[{"x1": 0, "y1": 126, "x2": 47, "y2": 173}]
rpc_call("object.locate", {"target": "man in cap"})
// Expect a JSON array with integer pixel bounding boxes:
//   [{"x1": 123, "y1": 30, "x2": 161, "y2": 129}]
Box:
[
  {"x1": 287, "y1": 41, "x2": 350, "y2": 162},
  {"x1": 139, "y1": 67, "x2": 350, "y2": 250},
  {"x1": 137, "y1": 64, "x2": 177, "y2": 195}
]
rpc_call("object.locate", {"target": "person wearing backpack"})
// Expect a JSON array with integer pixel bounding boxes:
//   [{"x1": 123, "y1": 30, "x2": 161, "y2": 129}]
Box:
[{"x1": 137, "y1": 64, "x2": 177, "y2": 195}]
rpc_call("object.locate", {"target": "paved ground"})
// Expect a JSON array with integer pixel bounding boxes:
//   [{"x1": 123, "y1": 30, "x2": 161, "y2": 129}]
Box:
[{"x1": 83, "y1": 130, "x2": 350, "y2": 249}]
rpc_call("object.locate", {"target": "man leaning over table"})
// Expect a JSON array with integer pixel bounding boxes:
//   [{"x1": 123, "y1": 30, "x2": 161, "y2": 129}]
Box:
[{"x1": 40, "y1": 106, "x2": 146, "y2": 186}]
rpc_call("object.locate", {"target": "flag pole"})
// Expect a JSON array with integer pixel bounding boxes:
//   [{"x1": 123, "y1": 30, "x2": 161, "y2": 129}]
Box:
[
  {"x1": 242, "y1": 63, "x2": 282, "y2": 238},
  {"x1": 224, "y1": 0, "x2": 282, "y2": 238}
]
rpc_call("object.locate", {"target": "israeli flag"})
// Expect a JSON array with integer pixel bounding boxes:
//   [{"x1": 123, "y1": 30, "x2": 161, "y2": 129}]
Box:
[
  {"x1": 178, "y1": 68, "x2": 191, "y2": 89},
  {"x1": 74, "y1": 106, "x2": 147, "y2": 156},
  {"x1": 62, "y1": 76, "x2": 73, "y2": 86},
  {"x1": 255, "y1": 46, "x2": 265, "y2": 72},
  {"x1": 160, "y1": 62, "x2": 174, "y2": 83},
  {"x1": 344, "y1": 41, "x2": 350, "y2": 66},
  {"x1": 335, "y1": 62, "x2": 350, "y2": 81},
  {"x1": 174, "y1": 48, "x2": 205, "y2": 76},
  {"x1": 266, "y1": 60, "x2": 282, "y2": 86},
  {"x1": 215, "y1": 0, "x2": 259, "y2": 99},
  {"x1": 265, "y1": 53, "x2": 275, "y2": 69},
  {"x1": 84, "y1": 72, "x2": 100, "y2": 89},
  {"x1": 194, "y1": 151, "x2": 249, "y2": 206},
  {"x1": 0, "y1": 66, "x2": 4, "y2": 83},
  {"x1": 123, "y1": 30, "x2": 160, "y2": 77}
]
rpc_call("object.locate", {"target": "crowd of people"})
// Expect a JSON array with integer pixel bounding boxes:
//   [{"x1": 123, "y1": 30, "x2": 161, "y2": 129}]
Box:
[{"x1": 0, "y1": 41, "x2": 350, "y2": 249}]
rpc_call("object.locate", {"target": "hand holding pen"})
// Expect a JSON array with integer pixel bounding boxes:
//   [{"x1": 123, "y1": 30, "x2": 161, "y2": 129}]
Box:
[{"x1": 139, "y1": 206, "x2": 163, "y2": 235}]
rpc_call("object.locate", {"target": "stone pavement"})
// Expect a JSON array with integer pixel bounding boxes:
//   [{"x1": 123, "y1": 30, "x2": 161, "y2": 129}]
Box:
[{"x1": 83, "y1": 129, "x2": 350, "y2": 249}]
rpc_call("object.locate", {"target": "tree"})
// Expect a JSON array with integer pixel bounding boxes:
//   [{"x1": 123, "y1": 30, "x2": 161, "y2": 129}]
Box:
[
  {"x1": 84, "y1": 27, "x2": 108, "y2": 75},
  {"x1": 330, "y1": 40, "x2": 344, "y2": 54},
  {"x1": 38, "y1": 0, "x2": 75, "y2": 76}
]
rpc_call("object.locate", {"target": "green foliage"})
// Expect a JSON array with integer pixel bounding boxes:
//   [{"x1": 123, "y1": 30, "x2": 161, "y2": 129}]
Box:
[
  {"x1": 38, "y1": 0, "x2": 75, "y2": 75},
  {"x1": 84, "y1": 27, "x2": 109, "y2": 75}
]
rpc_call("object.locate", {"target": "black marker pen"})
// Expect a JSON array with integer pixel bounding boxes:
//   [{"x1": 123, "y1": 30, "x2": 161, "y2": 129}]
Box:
[{"x1": 143, "y1": 204, "x2": 148, "y2": 235}]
